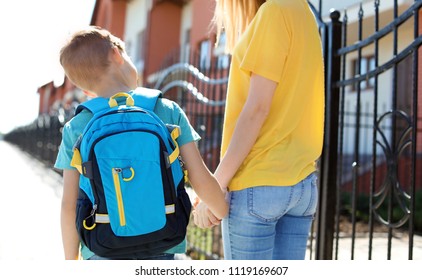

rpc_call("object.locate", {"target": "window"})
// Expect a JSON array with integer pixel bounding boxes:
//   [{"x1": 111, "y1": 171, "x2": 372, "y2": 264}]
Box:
[
  {"x1": 181, "y1": 29, "x2": 191, "y2": 63},
  {"x1": 352, "y1": 55, "x2": 375, "y2": 91},
  {"x1": 214, "y1": 32, "x2": 230, "y2": 69},
  {"x1": 135, "y1": 30, "x2": 145, "y2": 71},
  {"x1": 199, "y1": 40, "x2": 211, "y2": 70}
]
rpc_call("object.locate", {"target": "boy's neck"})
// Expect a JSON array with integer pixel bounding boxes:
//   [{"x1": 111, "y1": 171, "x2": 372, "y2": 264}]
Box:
[{"x1": 96, "y1": 85, "x2": 136, "y2": 98}]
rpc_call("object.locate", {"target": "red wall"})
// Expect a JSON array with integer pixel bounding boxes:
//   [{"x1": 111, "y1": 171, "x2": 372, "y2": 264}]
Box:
[
  {"x1": 144, "y1": 2, "x2": 182, "y2": 78},
  {"x1": 191, "y1": 0, "x2": 216, "y2": 47},
  {"x1": 90, "y1": 0, "x2": 126, "y2": 38}
]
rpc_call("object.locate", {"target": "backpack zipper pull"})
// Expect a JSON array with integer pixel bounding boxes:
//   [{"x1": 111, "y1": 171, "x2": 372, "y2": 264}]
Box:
[
  {"x1": 113, "y1": 168, "x2": 122, "y2": 173},
  {"x1": 83, "y1": 204, "x2": 98, "y2": 231},
  {"x1": 90, "y1": 204, "x2": 97, "y2": 216}
]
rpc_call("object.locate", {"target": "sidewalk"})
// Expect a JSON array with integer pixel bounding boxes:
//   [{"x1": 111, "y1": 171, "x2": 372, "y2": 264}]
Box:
[
  {"x1": 327, "y1": 232, "x2": 422, "y2": 260},
  {"x1": 0, "y1": 140, "x2": 63, "y2": 260}
]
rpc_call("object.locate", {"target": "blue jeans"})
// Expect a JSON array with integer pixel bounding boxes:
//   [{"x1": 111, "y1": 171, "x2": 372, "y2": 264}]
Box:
[
  {"x1": 87, "y1": 253, "x2": 175, "y2": 260},
  {"x1": 222, "y1": 173, "x2": 318, "y2": 260}
]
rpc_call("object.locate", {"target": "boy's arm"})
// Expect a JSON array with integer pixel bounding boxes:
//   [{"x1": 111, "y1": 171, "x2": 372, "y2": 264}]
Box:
[
  {"x1": 179, "y1": 142, "x2": 228, "y2": 220},
  {"x1": 61, "y1": 169, "x2": 81, "y2": 260}
]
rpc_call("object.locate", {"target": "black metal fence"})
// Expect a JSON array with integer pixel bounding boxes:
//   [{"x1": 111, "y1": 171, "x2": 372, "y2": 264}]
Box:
[
  {"x1": 3, "y1": 113, "x2": 66, "y2": 170},
  {"x1": 4, "y1": 0, "x2": 422, "y2": 260},
  {"x1": 317, "y1": 0, "x2": 422, "y2": 260}
]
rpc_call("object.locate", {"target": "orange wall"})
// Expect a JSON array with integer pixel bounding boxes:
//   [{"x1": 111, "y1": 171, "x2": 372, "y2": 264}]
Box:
[
  {"x1": 145, "y1": 2, "x2": 182, "y2": 77},
  {"x1": 191, "y1": 0, "x2": 216, "y2": 47},
  {"x1": 38, "y1": 84, "x2": 53, "y2": 115},
  {"x1": 38, "y1": 80, "x2": 75, "y2": 115},
  {"x1": 91, "y1": 0, "x2": 126, "y2": 38}
]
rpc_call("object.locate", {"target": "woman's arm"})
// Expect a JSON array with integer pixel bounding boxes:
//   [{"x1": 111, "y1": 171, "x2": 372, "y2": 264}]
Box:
[
  {"x1": 214, "y1": 73, "x2": 277, "y2": 188},
  {"x1": 60, "y1": 169, "x2": 81, "y2": 260},
  {"x1": 193, "y1": 74, "x2": 277, "y2": 229}
]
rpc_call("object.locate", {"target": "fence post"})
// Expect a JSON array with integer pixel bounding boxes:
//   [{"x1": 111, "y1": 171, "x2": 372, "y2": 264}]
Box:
[{"x1": 315, "y1": 9, "x2": 342, "y2": 260}]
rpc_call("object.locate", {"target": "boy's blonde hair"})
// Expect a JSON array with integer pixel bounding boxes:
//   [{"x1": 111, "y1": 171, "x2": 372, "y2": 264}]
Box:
[
  {"x1": 59, "y1": 26, "x2": 125, "y2": 91},
  {"x1": 213, "y1": 0, "x2": 265, "y2": 54}
]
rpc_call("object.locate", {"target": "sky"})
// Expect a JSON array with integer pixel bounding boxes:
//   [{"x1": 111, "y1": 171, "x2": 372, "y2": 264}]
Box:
[{"x1": 0, "y1": 0, "x2": 96, "y2": 134}]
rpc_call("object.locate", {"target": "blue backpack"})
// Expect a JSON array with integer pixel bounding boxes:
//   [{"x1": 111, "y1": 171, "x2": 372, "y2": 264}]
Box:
[{"x1": 70, "y1": 87, "x2": 192, "y2": 259}]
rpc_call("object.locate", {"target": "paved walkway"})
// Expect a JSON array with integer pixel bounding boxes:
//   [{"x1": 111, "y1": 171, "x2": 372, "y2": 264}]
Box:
[
  {"x1": 0, "y1": 140, "x2": 63, "y2": 260},
  {"x1": 0, "y1": 140, "x2": 421, "y2": 261},
  {"x1": 321, "y1": 232, "x2": 422, "y2": 260}
]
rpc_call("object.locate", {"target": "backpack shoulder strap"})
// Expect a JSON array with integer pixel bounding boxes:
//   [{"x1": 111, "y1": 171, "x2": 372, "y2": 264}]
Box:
[
  {"x1": 74, "y1": 87, "x2": 162, "y2": 116},
  {"x1": 75, "y1": 97, "x2": 109, "y2": 116},
  {"x1": 131, "y1": 87, "x2": 162, "y2": 111}
]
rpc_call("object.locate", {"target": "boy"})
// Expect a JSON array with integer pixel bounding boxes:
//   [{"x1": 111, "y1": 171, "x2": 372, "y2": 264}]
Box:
[{"x1": 54, "y1": 26, "x2": 228, "y2": 260}]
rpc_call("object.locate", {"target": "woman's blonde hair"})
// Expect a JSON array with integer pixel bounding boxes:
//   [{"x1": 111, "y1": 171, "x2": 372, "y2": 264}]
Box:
[
  {"x1": 213, "y1": 0, "x2": 265, "y2": 53},
  {"x1": 59, "y1": 26, "x2": 125, "y2": 91}
]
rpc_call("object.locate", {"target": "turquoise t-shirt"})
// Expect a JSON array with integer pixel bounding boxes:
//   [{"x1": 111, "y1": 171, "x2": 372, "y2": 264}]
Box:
[{"x1": 54, "y1": 96, "x2": 200, "y2": 259}]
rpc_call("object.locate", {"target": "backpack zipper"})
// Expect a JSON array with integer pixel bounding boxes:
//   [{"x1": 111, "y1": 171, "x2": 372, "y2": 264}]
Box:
[{"x1": 112, "y1": 167, "x2": 126, "y2": 226}]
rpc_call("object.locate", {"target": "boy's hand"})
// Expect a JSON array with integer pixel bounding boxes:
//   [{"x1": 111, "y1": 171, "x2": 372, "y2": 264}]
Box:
[{"x1": 192, "y1": 200, "x2": 221, "y2": 229}]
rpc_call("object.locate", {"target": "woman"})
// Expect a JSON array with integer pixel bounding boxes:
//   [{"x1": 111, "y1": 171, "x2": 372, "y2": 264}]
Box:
[{"x1": 194, "y1": 0, "x2": 324, "y2": 260}]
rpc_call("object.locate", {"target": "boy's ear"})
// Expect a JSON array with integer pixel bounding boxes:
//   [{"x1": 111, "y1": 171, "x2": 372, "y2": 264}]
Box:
[{"x1": 110, "y1": 46, "x2": 124, "y2": 65}]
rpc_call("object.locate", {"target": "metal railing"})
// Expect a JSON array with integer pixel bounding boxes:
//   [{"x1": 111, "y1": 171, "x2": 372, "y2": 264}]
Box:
[{"x1": 319, "y1": 0, "x2": 422, "y2": 260}]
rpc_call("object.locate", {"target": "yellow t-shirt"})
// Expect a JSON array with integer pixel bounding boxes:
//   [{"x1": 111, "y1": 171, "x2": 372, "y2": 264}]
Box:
[{"x1": 221, "y1": 0, "x2": 325, "y2": 191}]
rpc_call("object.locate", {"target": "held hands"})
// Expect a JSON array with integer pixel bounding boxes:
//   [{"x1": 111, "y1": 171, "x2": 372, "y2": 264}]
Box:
[{"x1": 192, "y1": 197, "x2": 222, "y2": 229}]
